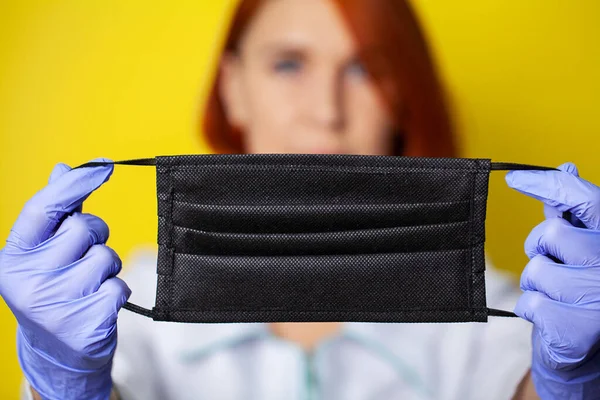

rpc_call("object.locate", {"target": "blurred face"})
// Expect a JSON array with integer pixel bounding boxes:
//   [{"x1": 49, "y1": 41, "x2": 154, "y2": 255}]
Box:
[{"x1": 219, "y1": 0, "x2": 395, "y2": 155}]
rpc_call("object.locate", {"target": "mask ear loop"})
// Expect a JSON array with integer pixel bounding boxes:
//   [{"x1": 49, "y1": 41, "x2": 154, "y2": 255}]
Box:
[
  {"x1": 491, "y1": 161, "x2": 575, "y2": 223},
  {"x1": 489, "y1": 162, "x2": 579, "y2": 318},
  {"x1": 73, "y1": 158, "x2": 157, "y2": 169},
  {"x1": 74, "y1": 158, "x2": 159, "y2": 319},
  {"x1": 122, "y1": 302, "x2": 156, "y2": 318}
]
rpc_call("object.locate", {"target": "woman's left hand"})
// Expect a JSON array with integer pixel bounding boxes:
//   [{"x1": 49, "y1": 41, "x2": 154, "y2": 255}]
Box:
[{"x1": 506, "y1": 163, "x2": 600, "y2": 399}]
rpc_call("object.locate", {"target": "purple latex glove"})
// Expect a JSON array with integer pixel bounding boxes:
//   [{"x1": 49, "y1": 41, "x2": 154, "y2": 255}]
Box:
[
  {"x1": 506, "y1": 163, "x2": 600, "y2": 399},
  {"x1": 0, "y1": 160, "x2": 131, "y2": 400}
]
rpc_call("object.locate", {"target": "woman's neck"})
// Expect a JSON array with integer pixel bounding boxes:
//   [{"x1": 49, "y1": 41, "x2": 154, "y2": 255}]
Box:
[{"x1": 268, "y1": 322, "x2": 342, "y2": 351}]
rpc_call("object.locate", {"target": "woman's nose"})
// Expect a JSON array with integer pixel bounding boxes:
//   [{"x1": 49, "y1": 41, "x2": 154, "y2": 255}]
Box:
[{"x1": 304, "y1": 70, "x2": 344, "y2": 131}]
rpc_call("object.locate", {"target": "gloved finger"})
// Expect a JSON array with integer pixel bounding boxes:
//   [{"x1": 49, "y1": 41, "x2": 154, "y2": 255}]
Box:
[
  {"x1": 93, "y1": 276, "x2": 132, "y2": 325},
  {"x1": 530, "y1": 326, "x2": 587, "y2": 373},
  {"x1": 6, "y1": 158, "x2": 114, "y2": 250},
  {"x1": 520, "y1": 255, "x2": 600, "y2": 304},
  {"x1": 524, "y1": 217, "x2": 600, "y2": 265},
  {"x1": 515, "y1": 290, "x2": 555, "y2": 325},
  {"x1": 40, "y1": 213, "x2": 110, "y2": 269},
  {"x1": 543, "y1": 163, "x2": 580, "y2": 219},
  {"x1": 515, "y1": 291, "x2": 599, "y2": 368},
  {"x1": 56, "y1": 277, "x2": 130, "y2": 351},
  {"x1": 48, "y1": 163, "x2": 84, "y2": 214},
  {"x1": 514, "y1": 292, "x2": 583, "y2": 368},
  {"x1": 54, "y1": 244, "x2": 122, "y2": 298},
  {"x1": 506, "y1": 162, "x2": 600, "y2": 230}
]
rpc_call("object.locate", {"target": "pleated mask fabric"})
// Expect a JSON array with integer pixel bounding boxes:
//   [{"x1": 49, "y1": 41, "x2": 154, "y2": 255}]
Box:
[{"x1": 75, "y1": 154, "x2": 557, "y2": 324}]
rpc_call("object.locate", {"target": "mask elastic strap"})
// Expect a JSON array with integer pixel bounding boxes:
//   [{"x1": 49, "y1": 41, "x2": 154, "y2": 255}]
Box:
[
  {"x1": 122, "y1": 302, "x2": 155, "y2": 318},
  {"x1": 491, "y1": 161, "x2": 576, "y2": 228},
  {"x1": 490, "y1": 162, "x2": 557, "y2": 171},
  {"x1": 73, "y1": 158, "x2": 565, "y2": 321},
  {"x1": 74, "y1": 158, "x2": 157, "y2": 169},
  {"x1": 490, "y1": 162, "x2": 578, "y2": 318},
  {"x1": 75, "y1": 159, "x2": 158, "y2": 317},
  {"x1": 78, "y1": 159, "x2": 558, "y2": 170},
  {"x1": 76, "y1": 159, "x2": 556, "y2": 170},
  {"x1": 487, "y1": 308, "x2": 518, "y2": 317}
]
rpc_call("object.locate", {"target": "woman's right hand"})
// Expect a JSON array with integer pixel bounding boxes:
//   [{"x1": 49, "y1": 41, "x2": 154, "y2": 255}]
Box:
[{"x1": 0, "y1": 160, "x2": 131, "y2": 400}]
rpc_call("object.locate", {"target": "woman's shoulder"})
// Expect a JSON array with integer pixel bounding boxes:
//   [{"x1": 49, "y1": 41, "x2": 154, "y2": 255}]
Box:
[{"x1": 349, "y1": 263, "x2": 531, "y2": 400}]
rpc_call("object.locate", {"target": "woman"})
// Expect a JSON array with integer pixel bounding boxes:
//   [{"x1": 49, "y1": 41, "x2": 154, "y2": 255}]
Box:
[{"x1": 5, "y1": 0, "x2": 600, "y2": 399}]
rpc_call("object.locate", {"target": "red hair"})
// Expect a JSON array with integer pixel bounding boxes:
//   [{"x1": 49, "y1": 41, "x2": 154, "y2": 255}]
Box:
[{"x1": 202, "y1": 0, "x2": 456, "y2": 157}]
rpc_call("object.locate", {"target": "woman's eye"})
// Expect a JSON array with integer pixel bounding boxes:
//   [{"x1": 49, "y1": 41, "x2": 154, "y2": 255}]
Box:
[
  {"x1": 273, "y1": 59, "x2": 302, "y2": 74},
  {"x1": 345, "y1": 60, "x2": 367, "y2": 78}
]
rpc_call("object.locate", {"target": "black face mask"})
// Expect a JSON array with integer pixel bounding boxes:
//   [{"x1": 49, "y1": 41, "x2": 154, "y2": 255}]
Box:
[{"x1": 77, "y1": 154, "x2": 556, "y2": 324}]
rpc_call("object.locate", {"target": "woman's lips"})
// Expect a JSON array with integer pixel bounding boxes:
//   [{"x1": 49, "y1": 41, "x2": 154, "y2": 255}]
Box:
[{"x1": 298, "y1": 147, "x2": 345, "y2": 154}]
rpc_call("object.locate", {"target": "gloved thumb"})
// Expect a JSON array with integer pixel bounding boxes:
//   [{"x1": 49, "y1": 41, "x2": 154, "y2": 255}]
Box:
[
  {"x1": 6, "y1": 158, "x2": 114, "y2": 249},
  {"x1": 48, "y1": 163, "x2": 84, "y2": 214},
  {"x1": 506, "y1": 163, "x2": 600, "y2": 230},
  {"x1": 48, "y1": 163, "x2": 72, "y2": 184},
  {"x1": 541, "y1": 163, "x2": 581, "y2": 221}
]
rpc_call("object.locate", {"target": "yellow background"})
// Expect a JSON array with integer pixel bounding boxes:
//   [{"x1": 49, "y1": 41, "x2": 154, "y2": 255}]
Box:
[{"x1": 1, "y1": 1, "x2": 599, "y2": 397}]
